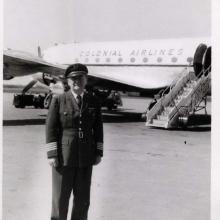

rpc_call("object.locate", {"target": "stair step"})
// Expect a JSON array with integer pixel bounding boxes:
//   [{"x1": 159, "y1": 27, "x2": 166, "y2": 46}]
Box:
[
  {"x1": 186, "y1": 82, "x2": 196, "y2": 88},
  {"x1": 178, "y1": 90, "x2": 185, "y2": 95},
  {"x1": 174, "y1": 99, "x2": 180, "y2": 104},
  {"x1": 181, "y1": 91, "x2": 189, "y2": 96},
  {"x1": 164, "y1": 106, "x2": 174, "y2": 113},
  {"x1": 152, "y1": 119, "x2": 167, "y2": 127},
  {"x1": 183, "y1": 87, "x2": 192, "y2": 92},
  {"x1": 169, "y1": 102, "x2": 176, "y2": 107},
  {"x1": 190, "y1": 80, "x2": 197, "y2": 85},
  {"x1": 175, "y1": 95, "x2": 183, "y2": 100},
  {"x1": 157, "y1": 115, "x2": 169, "y2": 121},
  {"x1": 160, "y1": 110, "x2": 169, "y2": 116}
]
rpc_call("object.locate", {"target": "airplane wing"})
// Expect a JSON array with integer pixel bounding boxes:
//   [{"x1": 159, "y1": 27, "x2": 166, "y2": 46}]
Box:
[
  {"x1": 87, "y1": 65, "x2": 187, "y2": 91},
  {"x1": 3, "y1": 49, "x2": 66, "y2": 79}
]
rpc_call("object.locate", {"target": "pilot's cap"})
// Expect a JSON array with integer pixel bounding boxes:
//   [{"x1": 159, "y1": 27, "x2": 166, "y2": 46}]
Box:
[{"x1": 63, "y1": 63, "x2": 88, "y2": 79}]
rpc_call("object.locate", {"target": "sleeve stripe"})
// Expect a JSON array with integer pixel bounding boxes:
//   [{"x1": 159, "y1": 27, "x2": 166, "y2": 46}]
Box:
[
  {"x1": 46, "y1": 142, "x2": 57, "y2": 151},
  {"x1": 46, "y1": 142, "x2": 57, "y2": 147},
  {"x1": 47, "y1": 146, "x2": 57, "y2": 150},
  {"x1": 46, "y1": 145, "x2": 57, "y2": 148},
  {"x1": 97, "y1": 142, "x2": 103, "y2": 150}
]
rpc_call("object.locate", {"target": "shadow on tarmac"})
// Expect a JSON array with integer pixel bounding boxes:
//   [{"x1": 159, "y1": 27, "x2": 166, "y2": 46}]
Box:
[
  {"x1": 184, "y1": 114, "x2": 211, "y2": 132},
  {"x1": 165, "y1": 114, "x2": 211, "y2": 132},
  {"x1": 3, "y1": 119, "x2": 46, "y2": 126},
  {"x1": 3, "y1": 109, "x2": 211, "y2": 131},
  {"x1": 3, "y1": 109, "x2": 144, "y2": 126},
  {"x1": 102, "y1": 109, "x2": 144, "y2": 123}
]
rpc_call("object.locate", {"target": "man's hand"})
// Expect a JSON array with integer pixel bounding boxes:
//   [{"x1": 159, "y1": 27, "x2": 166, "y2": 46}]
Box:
[
  {"x1": 94, "y1": 155, "x2": 102, "y2": 165},
  {"x1": 48, "y1": 157, "x2": 59, "y2": 167}
]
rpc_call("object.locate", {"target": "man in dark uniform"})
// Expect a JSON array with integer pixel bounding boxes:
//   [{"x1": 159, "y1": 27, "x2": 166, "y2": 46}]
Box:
[{"x1": 46, "y1": 63, "x2": 104, "y2": 220}]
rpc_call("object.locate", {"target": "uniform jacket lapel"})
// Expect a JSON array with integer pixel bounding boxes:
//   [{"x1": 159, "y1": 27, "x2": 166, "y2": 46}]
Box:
[{"x1": 65, "y1": 90, "x2": 79, "y2": 111}]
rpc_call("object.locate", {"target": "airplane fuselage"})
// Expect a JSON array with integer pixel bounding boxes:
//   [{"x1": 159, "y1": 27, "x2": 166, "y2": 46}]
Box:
[
  {"x1": 43, "y1": 38, "x2": 209, "y2": 66},
  {"x1": 41, "y1": 37, "x2": 210, "y2": 90}
]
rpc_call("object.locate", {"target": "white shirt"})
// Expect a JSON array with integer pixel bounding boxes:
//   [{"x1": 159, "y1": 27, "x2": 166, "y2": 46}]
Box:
[{"x1": 71, "y1": 90, "x2": 84, "y2": 103}]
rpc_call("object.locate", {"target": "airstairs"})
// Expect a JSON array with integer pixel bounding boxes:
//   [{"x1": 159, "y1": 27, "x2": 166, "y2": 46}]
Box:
[{"x1": 145, "y1": 67, "x2": 211, "y2": 128}]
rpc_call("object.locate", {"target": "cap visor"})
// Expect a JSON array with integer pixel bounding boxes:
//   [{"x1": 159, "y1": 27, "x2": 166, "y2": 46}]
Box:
[{"x1": 67, "y1": 71, "x2": 87, "y2": 78}]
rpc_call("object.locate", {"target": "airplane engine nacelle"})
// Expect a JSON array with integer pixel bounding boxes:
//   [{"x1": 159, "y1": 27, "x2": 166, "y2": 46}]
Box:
[
  {"x1": 32, "y1": 72, "x2": 57, "y2": 86},
  {"x1": 3, "y1": 63, "x2": 14, "y2": 80}
]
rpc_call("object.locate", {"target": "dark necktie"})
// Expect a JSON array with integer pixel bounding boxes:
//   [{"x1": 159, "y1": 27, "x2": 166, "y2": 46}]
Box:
[{"x1": 76, "y1": 95, "x2": 82, "y2": 108}]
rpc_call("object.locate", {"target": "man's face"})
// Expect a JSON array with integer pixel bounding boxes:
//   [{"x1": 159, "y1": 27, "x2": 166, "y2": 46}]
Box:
[{"x1": 67, "y1": 75, "x2": 87, "y2": 93}]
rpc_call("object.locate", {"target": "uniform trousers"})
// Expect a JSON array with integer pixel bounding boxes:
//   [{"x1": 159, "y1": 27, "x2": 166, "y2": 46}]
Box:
[{"x1": 51, "y1": 166, "x2": 93, "y2": 220}]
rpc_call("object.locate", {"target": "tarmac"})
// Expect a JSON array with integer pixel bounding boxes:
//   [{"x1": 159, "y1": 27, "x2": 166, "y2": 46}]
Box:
[{"x1": 3, "y1": 92, "x2": 211, "y2": 220}]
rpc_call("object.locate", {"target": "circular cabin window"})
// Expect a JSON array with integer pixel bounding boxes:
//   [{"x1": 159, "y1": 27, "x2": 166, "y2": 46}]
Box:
[
  {"x1": 130, "y1": 57, "x2": 136, "y2": 63},
  {"x1": 171, "y1": 57, "x2": 177, "y2": 63},
  {"x1": 143, "y1": 57, "x2": 148, "y2": 63},
  {"x1": 106, "y1": 58, "x2": 111, "y2": 63},
  {"x1": 157, "y1": 57, "x2": 162, "y2": 63},
  {"x1": 118, "y1": 58, "x2": 123, "y2": 63},
  {"x1": 187, "y1": 57, "x2": 193, "y2": 64}
]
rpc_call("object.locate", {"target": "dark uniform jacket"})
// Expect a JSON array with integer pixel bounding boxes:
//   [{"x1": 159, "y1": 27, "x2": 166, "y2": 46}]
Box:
[{"x1": 46, "y1": 90, "x2": 103, "y2": 167}]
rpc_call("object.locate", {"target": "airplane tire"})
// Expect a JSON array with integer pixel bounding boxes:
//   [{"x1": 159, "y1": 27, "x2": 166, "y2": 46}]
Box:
[
  {"x1": 14, "y1": 104, "x2": 25, "y2": 108},
  {"x1": 13, "y1": 95, "x2": 25, "y2": 108},
  {"x1": 107, "y1": 106, "x2": 113, "y2": 111},
  {"x1": 203, "y1": 47, "x2": 211, "y2": 76},
  {"x1": 193, "y1": 43, "x2": 207, "y2": 77}
]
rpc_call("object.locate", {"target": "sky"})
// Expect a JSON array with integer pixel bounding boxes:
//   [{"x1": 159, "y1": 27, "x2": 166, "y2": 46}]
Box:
[{"x1": 3, "y1": 0, "x2": 211, "y2": 53}]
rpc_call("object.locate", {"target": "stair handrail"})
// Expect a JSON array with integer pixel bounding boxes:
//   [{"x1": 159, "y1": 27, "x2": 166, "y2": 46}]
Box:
[
  {"x1": 146, "y1": 64, "x2": 211, "y2": 124},
  {"x1": 195, "y1": 64, "x2": 211, "y2": 80},
  {"x1": 161, "y1": 69, "x2": 201, "y2": 123},
  {"x1": 161, "y1": 67, "x2": 190, "y2": 98},
  {"x1": 166, "y1": 67, "x2": 207, "y2": 117},
  {"x1": 167, "y1": 69, "x2": 211, "y2": 127},
  {"x1": 188, "y1": 71, "x2": 211, "y2": 111},
  {"x1": 161, "y1": 70, "x2": 195, "y2": 108},
  {"x1": 146, "y1": 68, "x2": 189, "y2": 123},
  {"x1": 186, "y1": 65, "x2": 211, "y2": 113}
]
